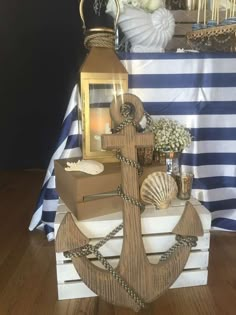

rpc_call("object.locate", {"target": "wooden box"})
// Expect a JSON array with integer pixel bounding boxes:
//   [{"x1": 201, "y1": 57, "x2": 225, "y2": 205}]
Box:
[
  {"x1": 54, "y1": 198, "x2": 211, "y2": 301},
  {"x1": 54, "y1": 158, "x2": 165, "y2": 220}
]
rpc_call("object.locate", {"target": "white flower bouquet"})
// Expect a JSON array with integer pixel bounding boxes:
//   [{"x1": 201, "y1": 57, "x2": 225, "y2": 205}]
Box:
[
  {"x1": 106, "y1": 0, "x2": 164, "y2": 16},
  {"x1": 147, "y1": 117, "x2": 192, "y2": 152}
]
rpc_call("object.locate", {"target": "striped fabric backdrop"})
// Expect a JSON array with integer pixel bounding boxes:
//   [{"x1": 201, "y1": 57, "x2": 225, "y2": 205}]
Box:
[
  {"x1": 29, "y1": 52, "x2": 236, "y2": 240},
  {"x1": 29, "y1": 86, "x2": 82, "y2": 241}
]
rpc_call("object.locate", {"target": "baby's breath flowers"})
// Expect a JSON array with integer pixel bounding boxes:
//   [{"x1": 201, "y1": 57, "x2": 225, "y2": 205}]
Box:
[{"x1": 147, "y1": 117, "x2": 192, "y2": 152}]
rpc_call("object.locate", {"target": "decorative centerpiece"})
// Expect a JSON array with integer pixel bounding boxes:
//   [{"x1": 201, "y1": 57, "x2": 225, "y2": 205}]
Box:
[
  {"x1": 56, "y1": 94, "x2": 203, "y2": 312},
  {"x1": 146, "y1": 117, "x2": 192, "y2": 174},
  {"x1": 106, "y1": 0, "x2": 175, "y2": 52}
]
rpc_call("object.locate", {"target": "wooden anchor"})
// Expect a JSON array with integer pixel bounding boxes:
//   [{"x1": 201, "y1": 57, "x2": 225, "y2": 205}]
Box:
[{"x1": 56, "y1": 94, "x2": 203, "y2": 312}]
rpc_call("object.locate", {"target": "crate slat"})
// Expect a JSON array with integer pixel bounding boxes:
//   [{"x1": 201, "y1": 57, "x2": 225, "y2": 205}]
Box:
[
  {"x1": 55, "y1": 198, "x2": 211, "y2": 238},
  {"x1": 56, "y1": 232, "x2": 210, "y2": 263},
  {"x1": 56, "y1": 251, "x2": 209, "y2": 283},
  {"x1": 57, "y1": 269, "x2": 208, "y2": 300}
]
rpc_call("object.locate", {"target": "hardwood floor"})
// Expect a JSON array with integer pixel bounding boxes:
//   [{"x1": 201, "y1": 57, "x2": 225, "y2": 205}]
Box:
[{"x1": 0, "y1": 170, "x2": 236, "y2": 315}]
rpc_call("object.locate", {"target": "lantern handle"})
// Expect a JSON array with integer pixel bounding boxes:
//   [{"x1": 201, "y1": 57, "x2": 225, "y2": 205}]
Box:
[{"x1": 79, "y1": 0, "x2": 120, "y2": 32}]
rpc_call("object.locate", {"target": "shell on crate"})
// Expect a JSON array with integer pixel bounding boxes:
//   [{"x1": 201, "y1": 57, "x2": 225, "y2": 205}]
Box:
[
  {"x1": 140, "y1": 171, "x2": 178, "y2": 209},
  {"x1": 117, "y1": 7, "x2": 175, "y2": 52},
  {"x1": 65, "y1": 160, "x2": 104, "y2": 175}
]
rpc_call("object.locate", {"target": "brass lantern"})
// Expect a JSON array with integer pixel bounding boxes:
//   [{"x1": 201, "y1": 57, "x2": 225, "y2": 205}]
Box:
[{"x1": 79, "y1": 0, "x2": 128, "y2": 163}]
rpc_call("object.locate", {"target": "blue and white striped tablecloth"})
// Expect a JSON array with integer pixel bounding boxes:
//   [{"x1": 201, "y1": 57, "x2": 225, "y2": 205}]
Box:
[{"x1": 29, "y1": 53, "x2": 236, "y2": 240}]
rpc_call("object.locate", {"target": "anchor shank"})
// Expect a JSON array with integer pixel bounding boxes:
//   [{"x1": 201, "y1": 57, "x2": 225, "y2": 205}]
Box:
[{"x1": 118, "y1": 125, "x2": 148, "y2": 275}]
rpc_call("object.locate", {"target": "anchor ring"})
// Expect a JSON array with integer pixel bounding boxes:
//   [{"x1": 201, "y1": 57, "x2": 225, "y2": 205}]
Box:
[{"x1": 110, "y1": 93, "x2": 144, "y2": 126}]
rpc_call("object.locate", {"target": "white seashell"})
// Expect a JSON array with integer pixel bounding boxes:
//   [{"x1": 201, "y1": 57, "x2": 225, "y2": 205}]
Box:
[
  {"x1": 117, "y1": 7, "x2": 175, "y2": 52},
  {"x1": 65, "y1": 160, "x2": 104, "y2": 175},
  {"x1": 140, "y1": 171, "x2": 178, "y2": 209}
]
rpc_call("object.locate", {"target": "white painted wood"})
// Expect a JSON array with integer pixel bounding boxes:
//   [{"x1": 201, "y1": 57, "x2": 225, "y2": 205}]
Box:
[
  {"x1": 54, "y1": 197, "x2": 211, "y2": 238},
  {"x1": 55, "y1": 232, "x2": 210, "y2": 263},
  {"x1": 171, "y1": 270, "x2": 208, "y2": 289},
  {"x1": 58, "y1": 282, "x2": 96, "y2": 300},
  {"x1": 57, "y1": 269, "x2": 208, "y2": 300},
  {"x1": 56, "y1": 251, "x2": 209, "y2": 284}
]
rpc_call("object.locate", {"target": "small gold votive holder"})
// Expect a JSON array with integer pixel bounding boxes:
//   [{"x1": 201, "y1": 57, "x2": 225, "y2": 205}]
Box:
[{"x1": 175, "y1": 173, "x2": 194, "y2": 200}]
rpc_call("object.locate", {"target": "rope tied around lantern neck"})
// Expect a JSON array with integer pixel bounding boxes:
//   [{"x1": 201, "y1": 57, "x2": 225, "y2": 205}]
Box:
[
  {"x1": 84, "y1": 30, "x2": 116, "y2": 50},
  {"x1": 79, "y1": 0, "x2": 119, "y2": 50}
]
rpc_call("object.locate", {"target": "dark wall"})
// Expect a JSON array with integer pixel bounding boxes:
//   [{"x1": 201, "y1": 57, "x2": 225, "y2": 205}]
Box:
[{"x1": 0, "y1": 0, "x2": 86, "y2": 169}]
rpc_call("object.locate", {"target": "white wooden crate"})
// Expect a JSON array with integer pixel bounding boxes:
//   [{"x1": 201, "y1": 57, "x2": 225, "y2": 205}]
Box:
[{"x1": 55, "y1": 197, "x2": 211, "y2": 300}]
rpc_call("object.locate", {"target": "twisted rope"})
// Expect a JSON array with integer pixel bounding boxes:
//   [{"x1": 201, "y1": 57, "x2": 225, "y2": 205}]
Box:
[
  {"x1": 144, "y1": 111, "x2": 154, "y2": 128},
  {"x1": 84, "y1": 31, "x2": 115, "y2": 50},
  {"x1": 116, "y1": 150, "x2": 143, "y2": 176},
  {"x1": 160, "y1": 235, "x2": 198, "y2": 262},
  {"x1": 64, "y1": 244, "x2": 145, "y2": 308},
  {"x1": 112, "y1": 103, "x2": 140, "y2": 133},
  {"x1": 117, "y1": 185, "x2": 145, "y2": 213}
]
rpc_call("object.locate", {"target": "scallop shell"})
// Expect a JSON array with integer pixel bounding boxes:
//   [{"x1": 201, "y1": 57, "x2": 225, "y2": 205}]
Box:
[
  {"x1": 140, "y1": 172, "x2": 178, "y2": 209},
  {"x1": 117, "y1": 7, "x2": 175, "y2": 52}
]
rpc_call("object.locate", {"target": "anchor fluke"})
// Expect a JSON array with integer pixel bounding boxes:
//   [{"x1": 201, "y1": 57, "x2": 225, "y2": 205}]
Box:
[
  {"x1": 173, "y1": 201, "x2": 204, "y2": 236},
  {"x1": 55, "y1": 212, "x2": 89, "y2": 253}
]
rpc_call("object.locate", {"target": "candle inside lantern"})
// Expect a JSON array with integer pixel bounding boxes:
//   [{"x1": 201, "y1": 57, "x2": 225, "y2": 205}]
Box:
[{"x1": 90, "y1": 108, "x2": 112, "y2": 152}]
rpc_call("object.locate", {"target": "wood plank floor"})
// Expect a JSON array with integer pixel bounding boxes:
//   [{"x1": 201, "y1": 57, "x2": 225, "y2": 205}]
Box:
[{"x1": 0, "y1": 170, "x2": 236, "y2": 315}]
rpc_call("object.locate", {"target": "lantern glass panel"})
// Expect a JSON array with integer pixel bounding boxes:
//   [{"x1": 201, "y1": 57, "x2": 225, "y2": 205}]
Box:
[{"x1": 89, "y1": 83, "x2": 123, "y2": 153}]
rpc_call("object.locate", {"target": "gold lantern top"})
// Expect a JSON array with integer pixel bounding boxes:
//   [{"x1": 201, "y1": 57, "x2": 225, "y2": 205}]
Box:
[
  {"x1": 79, "y1": 0, "x2": 128, "y2": 163},
  {"x1": 79, "y1": 0, "x2": 120, "y2": 50}
]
